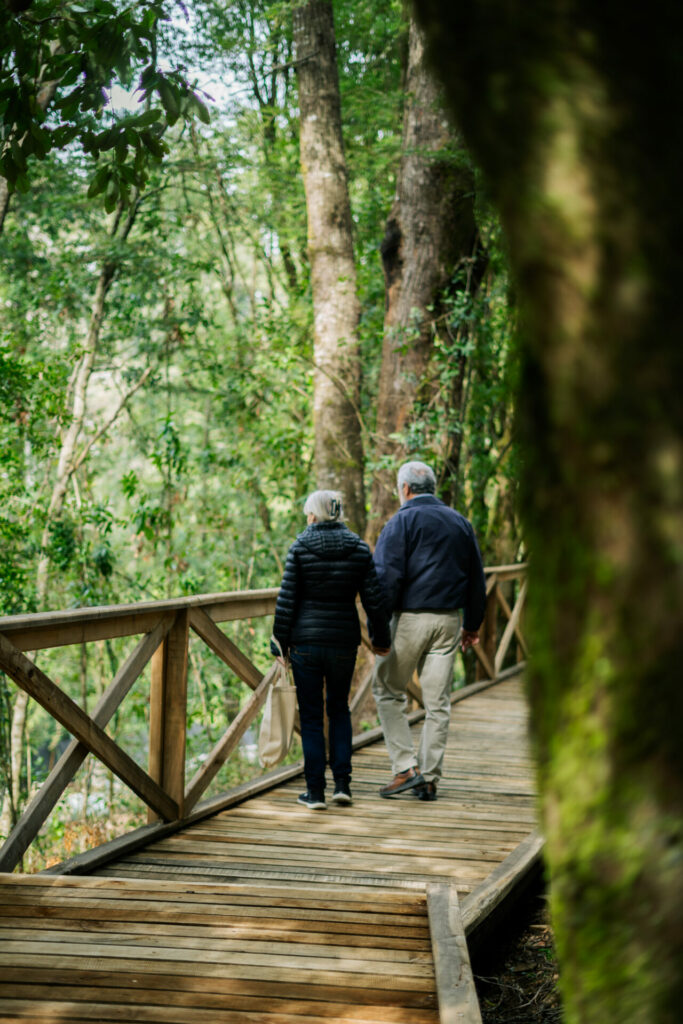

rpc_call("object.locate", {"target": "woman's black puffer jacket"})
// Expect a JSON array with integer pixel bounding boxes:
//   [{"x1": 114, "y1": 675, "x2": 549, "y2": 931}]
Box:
[{"x1": 271, "y1": 522, "x2": 390, "y2": 656}]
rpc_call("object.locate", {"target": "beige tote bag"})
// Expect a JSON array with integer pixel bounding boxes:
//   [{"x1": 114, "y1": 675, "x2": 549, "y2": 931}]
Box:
[{"x1": 258, "y1": 639, "x2": 297, "y2": 769}]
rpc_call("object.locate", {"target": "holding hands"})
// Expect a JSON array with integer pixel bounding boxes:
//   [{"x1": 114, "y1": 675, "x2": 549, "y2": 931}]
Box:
[{"x1": 460, "y1": 629, "x2": 479, "y2": 652}]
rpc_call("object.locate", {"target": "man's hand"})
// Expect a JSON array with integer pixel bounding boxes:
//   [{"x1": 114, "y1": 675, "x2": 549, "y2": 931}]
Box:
[
  {"x1": 372, "y1": 645, "x2": 391, "y2": 656},
  {"x1": 460, "y1": 629, "x2": 480, "y2": 652}
]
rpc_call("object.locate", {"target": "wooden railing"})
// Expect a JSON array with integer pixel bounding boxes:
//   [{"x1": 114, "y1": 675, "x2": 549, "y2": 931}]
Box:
[{"x1": 0, "y1": 565, "x2": 526, "y2": 873}]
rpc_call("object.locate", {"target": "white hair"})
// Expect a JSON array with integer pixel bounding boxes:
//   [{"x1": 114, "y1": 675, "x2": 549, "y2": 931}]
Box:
[
  {"x1": 397, "y1": 460, "x2": 436, "y2": 497},
  {"x1": 303, "y1": 490, "x2": 344, "y2": 522}
]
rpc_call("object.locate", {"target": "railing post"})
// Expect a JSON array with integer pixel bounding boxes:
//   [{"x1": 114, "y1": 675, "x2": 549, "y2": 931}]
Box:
[
  {"x1": 516, "y1": 577, "x2": 526, "y2": 664},
  {"x1": 477, "y1": 582, "x2": 498, "y2": 681},
  {"x1": 148, "y1": 609, "x2": 189, "y2": 821}
]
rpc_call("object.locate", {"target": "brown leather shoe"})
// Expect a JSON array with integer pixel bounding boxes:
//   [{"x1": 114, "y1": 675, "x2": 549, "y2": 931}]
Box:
[{"x1": 379, "y1": 766, "x2": 424, "y2": 798}]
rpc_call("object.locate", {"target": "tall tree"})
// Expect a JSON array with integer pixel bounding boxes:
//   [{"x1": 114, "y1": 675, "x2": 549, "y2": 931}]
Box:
[
  {"x1": 366, "y1": 16, "x2": 484, "y2": 541},
  {"x1": 293, "y1": 0, "x2": 365, "y2": 532},
  {"x1": 414, "y1": 2, "x2": 683, "y2": 1021}
]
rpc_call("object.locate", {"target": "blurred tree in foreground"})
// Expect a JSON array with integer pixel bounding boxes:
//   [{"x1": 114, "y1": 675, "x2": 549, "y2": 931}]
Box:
[{"x1": 415, "y1": 1, "x2": 683, "y2": 1022}]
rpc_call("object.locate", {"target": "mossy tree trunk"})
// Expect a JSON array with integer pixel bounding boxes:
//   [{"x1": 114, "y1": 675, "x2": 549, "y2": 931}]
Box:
[
  {"x1": 366, "y1": 16, "x2": 483, "y2": 543},
  {"x1": 414, "y1": 2, "x2": 683, "y2": 1021},
  {"x1": 294, "y1": 0, "x2": 365, "y2": 533}
]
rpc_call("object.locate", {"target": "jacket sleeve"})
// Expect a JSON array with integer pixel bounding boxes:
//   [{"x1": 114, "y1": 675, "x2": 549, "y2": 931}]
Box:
[
  {"x1": 358, "y1": 555, "x2": 391, "y2": 649},
  {"x1": 271, "y1": 543, "x2": 300, "y2": 657},
  {"x1": 372, "y1": 515, "x2": 405, "y2": 613},
  {"x1": 464, "y1": 527, "x2": 487, "y2": 631}
]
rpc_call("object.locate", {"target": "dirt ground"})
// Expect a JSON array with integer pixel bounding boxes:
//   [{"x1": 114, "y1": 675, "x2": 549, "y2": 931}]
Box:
[{"x1": 473, "y1": 894, "x2": 563, "y2": 1024}]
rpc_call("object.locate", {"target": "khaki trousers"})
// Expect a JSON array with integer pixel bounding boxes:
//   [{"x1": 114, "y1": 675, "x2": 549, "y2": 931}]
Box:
[{"x1": 372, "y1": 610, "x2": 461, "y2": 783}]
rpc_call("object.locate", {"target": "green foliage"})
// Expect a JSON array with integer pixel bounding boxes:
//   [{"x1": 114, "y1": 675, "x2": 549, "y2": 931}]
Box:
[{"x1": 0, "y1": 0, "x2": 210, "y2": 207}]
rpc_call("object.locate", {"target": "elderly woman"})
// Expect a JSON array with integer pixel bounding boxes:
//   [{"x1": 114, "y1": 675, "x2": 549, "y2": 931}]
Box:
[{"x1": 271, "y1": 490, "x2": 390, "y2": 810}]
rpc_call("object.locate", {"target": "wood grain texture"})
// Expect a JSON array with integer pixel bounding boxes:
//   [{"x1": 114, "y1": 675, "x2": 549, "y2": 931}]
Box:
[
  {"x1": 0, "y1": 634, "x2": 177, "y2": 821},
  {"x1": 1, "y1": 675, "x2": 540, "y2": 1024},
  {"x1": 0, "y1": 874, "x2": 439, "y2": 1022},
  {"x1": 0, "y1": 616, "x2": 173, "y2": 872},
  {"x1": 427, "y1": 883, "x2": 482, "y2": 1024}
]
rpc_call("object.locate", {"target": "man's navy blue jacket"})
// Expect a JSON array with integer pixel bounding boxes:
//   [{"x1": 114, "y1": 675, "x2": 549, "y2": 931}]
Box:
[{"x1": 373, "y1": 494, "x2": 486, "y2": 630}]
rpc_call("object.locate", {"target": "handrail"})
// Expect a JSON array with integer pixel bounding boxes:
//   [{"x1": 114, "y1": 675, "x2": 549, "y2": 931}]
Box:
[
  {"x1": 0, "y1": 588, "x2": 280, "y2": 652},
  {"x1": 0, "y1": 564, "x2": 527, "y2": 872}
]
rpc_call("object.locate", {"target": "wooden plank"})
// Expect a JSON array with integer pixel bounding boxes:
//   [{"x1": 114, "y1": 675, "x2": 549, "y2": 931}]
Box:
[
  {"x1": 110, "y1": 856, "x2": 485, "y2": 887},
  {"x1": 0, "y1": 984, "x2": 439, "y2": 1023},
  {"x1": 1, "y1": 967, "x2": 439, "y2": 1009},
  {"x1": 477, "y1": 577, "x2": 498, "y2": 681},
  {"x1": 162, "y1": 610, "x2": 189, "y2": 815},
  {"x1": 427, "y1": 883, "x2": 482, "y2": 1024},
  {"x1": 350, "y1": 671, "x2": 520, "y2": 756},
  {"x1": 160, "y1": 825, "x2": 515, "y2": 858},
  {"x1": 350, "y1": 666, "x2": 374, "y2": 733},
  {"x1": 0, "y1": 876, "x2": 431, "y2": 919},
  {"x1": 0, "y1": 634, "x2": 178, "y2": 821},
  {"x1": 494, "y1": 578, "x2": 528, "y2": 675},
  {"x1": 197, "y1": 811, "x2": 531, "y2": 840},
  {"x1": 184, "y1": 663, "x2": 278, "y2": 813},
  {"x1": 494, "y1": 585, "x2": 529, "y2": 658},
  {"x1": 472, "y1": 633, "x2": 496, "y2": 681},
  {"x1": 483, "y1": 563, "x2": 527, "y2": 582},
  {"x1": 0, "y1": 873, "x2": 400, "y2": 900},
  {"x1": 0, "y1": 916, "x2": 432, "y2": 950},
  {"x1": 0, "y1": 925, "x2": 433, "y2": 966},
  {"x1": 42, "y1": 672, "x2": 525, "y2": 877},
  {"x1": 1, "y1": 946, "x2": 435, "y2": 988},
  {"x1": 148, "y1": 639, "x2": 164, "y2": 822},
  {"x1": 0, "y1": 571, "x2": 522, "y2": 650},
  {"x1": 0, "y1": 589, "x2": 278, "y2": 651},
  {"x1": 0, "y1": 999, "x2": 433, "y2": 1024},
  {"x1": 0, "y1": 905, "x2": 430, "y2": 937},
  {"x1": 0, "y1": 615, "x2": 173, "y2": 872},
  {"x1": 461, "y1": 829, "x2": 545, "y2": 936},
  {"x1": 143, "y1": 834, "x2": 508, "y2": 865}
]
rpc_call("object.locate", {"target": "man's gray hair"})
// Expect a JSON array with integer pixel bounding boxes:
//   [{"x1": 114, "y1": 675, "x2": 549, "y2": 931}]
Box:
[
  {"x1": 397, "y1": 460, "x2": 437, "y2": 496},
  {"x1": 303, "y1": 489, "x2": 344, "y2": 522}
]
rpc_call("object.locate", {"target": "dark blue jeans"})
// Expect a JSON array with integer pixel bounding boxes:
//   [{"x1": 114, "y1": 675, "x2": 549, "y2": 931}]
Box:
[{"x1": 289, "y1": 644, "x2": 357, "y2": 795}]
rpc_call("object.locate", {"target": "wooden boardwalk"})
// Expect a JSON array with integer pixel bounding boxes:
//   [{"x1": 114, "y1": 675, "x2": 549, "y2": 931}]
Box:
[{"x1": 0, "y1": 676, "x2": 540, "y2": 1024}]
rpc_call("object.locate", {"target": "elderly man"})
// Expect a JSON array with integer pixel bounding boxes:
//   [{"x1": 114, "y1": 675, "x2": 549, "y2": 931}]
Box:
[{"x1": 372, "y1": 460, "x2": 486, "y2": 801}]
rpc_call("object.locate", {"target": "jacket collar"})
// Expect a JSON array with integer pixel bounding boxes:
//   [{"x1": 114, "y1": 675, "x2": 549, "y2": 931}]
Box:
[{"x1": 399, "y1": 493, "x2": 443, "y2": 511}]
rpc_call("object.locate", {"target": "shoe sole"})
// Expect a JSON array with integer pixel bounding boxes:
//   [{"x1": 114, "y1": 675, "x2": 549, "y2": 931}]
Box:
[
  {"x1": 331, "y1": 793, "x2": 352, "y2": 805},
  {"x1": 379, "y1": 773, "x2": 425, "y2": 798},
  {"x1": 412, "y1": 784, "x2": 437, "y2": 801},
  {"x1": 297, "y1": 799, "x2": 326, "y2": 810}
]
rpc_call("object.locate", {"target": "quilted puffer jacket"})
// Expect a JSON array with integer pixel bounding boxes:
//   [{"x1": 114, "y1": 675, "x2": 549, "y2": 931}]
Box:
[{"x1": 271, "y1": 522, "x2": 390, "y2": 656}]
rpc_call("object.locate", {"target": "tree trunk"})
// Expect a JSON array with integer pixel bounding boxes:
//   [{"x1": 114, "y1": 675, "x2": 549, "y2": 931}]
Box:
[
  {"x1": 414, "y1": 2, "x2": 683, "y2": 1021},
  {"x1": 366, "y1": 17, "x2": 483, "y2": 542},
  {"x1": 293, "y1": 0, "x2": 365, "y2": 533}
]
